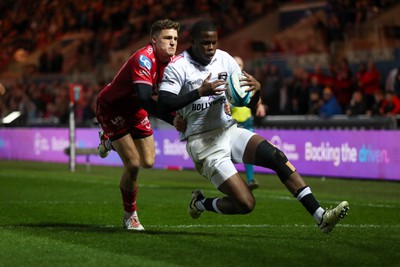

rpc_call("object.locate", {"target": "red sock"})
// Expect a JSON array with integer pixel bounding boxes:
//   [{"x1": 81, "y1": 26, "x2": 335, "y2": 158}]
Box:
[{"x1": 120, "y1": 186, "x2": 137, "y2": 213}]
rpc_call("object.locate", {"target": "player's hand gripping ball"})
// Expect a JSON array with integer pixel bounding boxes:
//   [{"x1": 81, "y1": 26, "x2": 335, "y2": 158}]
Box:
[{"x1": 225, "y1": 71, "x2": 251, "y2": 107}]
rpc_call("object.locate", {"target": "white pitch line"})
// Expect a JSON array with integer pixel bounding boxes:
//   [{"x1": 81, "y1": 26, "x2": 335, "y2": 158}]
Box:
[
  {"x1": 146, "y1": 224, "x2": 400, "y2": 229},
  {"x1": 1, "y1": 224, "x2": 399, "y2": 230}
]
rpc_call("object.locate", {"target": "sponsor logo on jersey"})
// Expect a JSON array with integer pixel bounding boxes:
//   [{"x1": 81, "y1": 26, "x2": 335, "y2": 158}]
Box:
[
  {"x1": 191, "y1": 96, "x2": 225, "y2": 111},
  {"x1": 141, "y1": 117, "x2": 152, "y2": 130},
  {"x1": 111, "y1": 116, "x2": 125, "y2": 127},
  {"x1": 139, "y1": 69, "x2": 149, "y2": 77},
  {"x1": 139, "y1": 55, "x2": 152, "y2": 71},
  {"x1": 218, "y1": 72, "x2": 228, "y2": 81},
  {"x1": 141, "y1": 117, "x2": 150, "y2": 126},
  {"x1": 162, "y1": 75, "x2": 175, "y2": 85},
  {"x1": 188, "y1": 78, "x2": 203, "y2": 87}
]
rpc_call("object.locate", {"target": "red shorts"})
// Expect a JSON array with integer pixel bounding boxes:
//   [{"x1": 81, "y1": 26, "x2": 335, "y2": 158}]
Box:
[{"x1": 96, "y1": 94, "x2": 153, "y2": 140}]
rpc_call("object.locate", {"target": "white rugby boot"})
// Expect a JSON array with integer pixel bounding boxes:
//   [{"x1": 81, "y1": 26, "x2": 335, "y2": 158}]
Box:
[
  {"x1": 318, "y1": 201, "x2": 350, "y2": 233},
  {"x1": 123, "y1": 212, "x2": 145, "y2": 231},
  {"x1": 97, "y1": 130, "x2": 110, "y2": 158},
  {"x1": 188, "y1": 190, "x2": 205, "y2": 219}
]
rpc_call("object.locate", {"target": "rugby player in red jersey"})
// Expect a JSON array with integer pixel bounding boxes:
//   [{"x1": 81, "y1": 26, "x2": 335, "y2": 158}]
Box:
[{"x1": 96, "y1": 19, "x2": 180, "y2": 231}]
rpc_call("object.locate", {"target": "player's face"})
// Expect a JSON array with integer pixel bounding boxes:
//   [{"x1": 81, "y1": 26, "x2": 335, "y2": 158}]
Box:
[
  {"x1": 192, "y1": 31, "x2": 218, "y2": 66},
  {"x1": 153, "y1": 29, "x2": 178, "y2": 63}
]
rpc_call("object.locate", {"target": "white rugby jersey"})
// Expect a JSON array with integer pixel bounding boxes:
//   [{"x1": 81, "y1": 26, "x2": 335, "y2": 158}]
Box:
[{"x1": 159, "y1": 49, "x2": 241, "y2": 140}]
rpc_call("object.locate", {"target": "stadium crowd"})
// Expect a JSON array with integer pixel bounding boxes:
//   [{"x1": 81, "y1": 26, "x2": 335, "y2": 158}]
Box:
[
  {"x1": 0, "y1": 0, "x2": 280, "y2": 73},
  {"x1": 1, "y1": 59, "x2": 399, "y2": 127},
  {"x1": 1, "y1": 0, "x2": 399, "y2": 127},
  {"x1": 253, "y1": 60, "x2": 400, "y2": 119}
]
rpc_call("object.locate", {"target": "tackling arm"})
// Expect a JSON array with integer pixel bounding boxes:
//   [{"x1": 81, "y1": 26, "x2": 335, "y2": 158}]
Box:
[
  {"x1": 135, "y1": 83, "x2": 175, "y2": 125},
  {"x1": 158, "y1": 90, "x2": 201, "y2": 113}
]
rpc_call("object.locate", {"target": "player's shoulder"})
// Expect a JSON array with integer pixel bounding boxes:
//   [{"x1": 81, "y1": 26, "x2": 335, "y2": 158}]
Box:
[
  {"x1": 165, "y1": 52, "x2": 188, "y2": 71},
  {"x1": 169, "y1": 54, "x2": 184, "y2": 64},
  {"x1": 130, "y1": 44, "x2": 155, "y2": 70},
  {"x1": 215, "y1": 49, "x2": 235, "y2": 61},
  {"x1": 133, "y1": 44, "x2": 155, "y2": 59}
]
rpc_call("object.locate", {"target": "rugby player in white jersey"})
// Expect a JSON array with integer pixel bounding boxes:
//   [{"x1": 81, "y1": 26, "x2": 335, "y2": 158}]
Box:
[{"x1": 158, "y1": 20, "x2": 349, "y2": 233}]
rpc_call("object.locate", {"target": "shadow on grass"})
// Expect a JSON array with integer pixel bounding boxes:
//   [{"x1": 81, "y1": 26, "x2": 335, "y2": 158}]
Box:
[{"x1": 6, "y1": 222, "x2": 221, "y2": 237}]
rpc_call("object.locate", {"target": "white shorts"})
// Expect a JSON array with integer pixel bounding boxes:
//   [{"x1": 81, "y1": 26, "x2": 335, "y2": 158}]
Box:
[{"x1": 186, "y1": 123, "x2": 255, "y2": 188}]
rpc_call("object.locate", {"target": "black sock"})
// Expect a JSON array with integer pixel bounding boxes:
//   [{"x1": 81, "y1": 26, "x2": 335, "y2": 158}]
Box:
[
  {"x1": 202, "y1": 198, "x2": 220, "y2": 213},
  {"x1": 295, "y1": 186, "x2": 321, "y2": 215}
]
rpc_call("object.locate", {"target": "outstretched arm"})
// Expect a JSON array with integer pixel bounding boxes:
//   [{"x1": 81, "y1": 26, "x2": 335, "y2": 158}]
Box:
[
  {"x1": 135, "y1": 83, "x2": 175, "y2": 125},
  {"x1": 158, "y1": 73, "x2": 226, "y2": 113},
  {"x1": 158, "y1": 90, "x2": 200, "y2": 113}
]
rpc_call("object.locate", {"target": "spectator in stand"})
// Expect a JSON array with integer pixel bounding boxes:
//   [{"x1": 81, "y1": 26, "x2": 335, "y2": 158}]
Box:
[
  {"x1": 345, "y1": 91, "x2": 367, "y2": 116},
  {"x1": 261, "y1": 64, "x2": 283, "y2": 115},
  {"x1": 319, "y1": 86, "x2": 342, "y2": 118},
  {"x1": 367, "y1": 89, "x2": 385, "y2": 116},
  {"x1": 393, "y1": 68, "x2": 400, "y2": 98},
  {"x1": 333, "y1": 58, "x2": 354, "y2": 112},
  {"x1": 357, "y1": 60, "x2": 381, "y2": 110},
  {"x1": 385, "y1": 67, "x2": 398, "y2": 93},
  {"x1": 382, "y1": 90, "x2": 400, "y2": 116},
  {"x1": 286, "y1": 67, "x2": 310, "y2": 115},
  {"x1": 308, "y1": 90, "x2": 322, "y2": 115},
  {"x1": 355, "y1": 62, "x2": 367, "y2": 81},
  {"x1": 309, "y1": 64, "x2": 329, "y2": 90},
  {"x1": 307, "y1": 75, "x2": 323, "y2": 96}
]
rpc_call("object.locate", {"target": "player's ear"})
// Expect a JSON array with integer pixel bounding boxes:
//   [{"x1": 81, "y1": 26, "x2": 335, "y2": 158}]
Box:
[{"x1": 151, "y1": 34, "x2": 157, "y2": 45}]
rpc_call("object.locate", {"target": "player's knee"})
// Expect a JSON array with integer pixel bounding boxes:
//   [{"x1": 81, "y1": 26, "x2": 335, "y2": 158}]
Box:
[
  {"x1": 125, "y1": 160, "x2": 141, "y2": 177},
  {"x1": 126, "y1": 166, "x2": 139, "y2": 178},
  {"x1": 235, "y1": 196, "x2": 255, "y2": 214},
  {"x1": 141, "y1": 160, "x2": 154, "y2": 169},
  {"x1": 255, "y1": 140, "x2": 294, "y2": 183},
  {"x1": 141, "y1": 155, "x2": 155, "y2": 168}
]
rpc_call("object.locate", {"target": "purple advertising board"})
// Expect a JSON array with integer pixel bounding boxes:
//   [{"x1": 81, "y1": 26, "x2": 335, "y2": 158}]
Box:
[{"x1": 0, "y1": 128, "x2": 398, "y2": 181}]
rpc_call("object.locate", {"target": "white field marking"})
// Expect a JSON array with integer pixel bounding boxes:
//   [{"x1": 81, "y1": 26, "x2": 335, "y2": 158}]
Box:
[
  {"x1": 0, "y1": 200, "x2": 113, "y2": 205},
  {"x1": 145, "y1": 224, "x2": 400, "y2": 229},
  {"x1": 0, "y1": 195, "x2": 397, "y2": 209},
  {"x1": 2, "y1": 224, "x2": 399, "y2": 230},
  {"x1": 243, "y1": 193, "x2": 399, "y2": 209},
  {"x1": 202, "y1": 189, "x2": 399, "y2": 208}
]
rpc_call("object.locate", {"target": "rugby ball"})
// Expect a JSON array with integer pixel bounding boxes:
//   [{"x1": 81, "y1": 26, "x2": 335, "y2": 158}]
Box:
[{"x1": 226, "y1": 71, "x2": 251, "y2": 107}]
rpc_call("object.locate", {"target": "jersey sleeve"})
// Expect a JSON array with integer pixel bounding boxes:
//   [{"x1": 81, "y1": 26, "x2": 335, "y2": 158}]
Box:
[
  {"x1": 159, "y1": 62, "x2": 184, "y2": 95},
  {"x1": 227, "y1": 53, "x2": 241, "y2": 75},
  {"x1": 131, "y1": 52, "x2": 154, "y2": 86}
]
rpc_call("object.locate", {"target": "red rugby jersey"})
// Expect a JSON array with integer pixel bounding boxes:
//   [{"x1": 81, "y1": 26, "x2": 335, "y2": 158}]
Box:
[{"x1": 99, "y1": 44, "x2": 170, "y2": 104}]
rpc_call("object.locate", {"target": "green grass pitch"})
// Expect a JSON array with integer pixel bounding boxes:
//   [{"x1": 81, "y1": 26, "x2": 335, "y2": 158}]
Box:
[{"x1": 0, "y1": 160, "x2": 399, "y2": 267}]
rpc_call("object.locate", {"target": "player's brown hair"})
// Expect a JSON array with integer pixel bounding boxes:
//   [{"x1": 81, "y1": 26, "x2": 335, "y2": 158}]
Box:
[{"x1": 150, "y1": 19, "x2": 181, "y2": 38}]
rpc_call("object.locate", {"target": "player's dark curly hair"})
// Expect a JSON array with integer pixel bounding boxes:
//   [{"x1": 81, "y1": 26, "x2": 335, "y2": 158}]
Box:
[
  {"x1": 190, "y1": 20, "x2": 217, "y2": 39},
  {"x1": 150, "y1": 19, "x2": 181, "y2": 38}
]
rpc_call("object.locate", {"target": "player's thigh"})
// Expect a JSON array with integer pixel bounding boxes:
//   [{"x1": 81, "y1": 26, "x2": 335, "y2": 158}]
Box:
[
  {"x1": 230, "y1": 125, "x2": 256, "y2": 163},
  {"x1": 112, "y1": 134, "x2": 141, "y2": 168},
  {"x1": 133, "y1": 135, "x2": 155, "y2": 168},
  {"x1": 242, "y1": 134, "x2": 265, "y2": 164}
]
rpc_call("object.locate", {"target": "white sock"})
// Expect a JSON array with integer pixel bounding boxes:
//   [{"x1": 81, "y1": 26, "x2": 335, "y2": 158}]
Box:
[
  {"x1": 195, "y1": 200, "x2": 205, "y2": 211},
  {"x1": 212, "y1": 198, "x2": 222, "y2": 214},
  {"x1": 313, "y1": 207, "x2": 325, "y2": 224}
]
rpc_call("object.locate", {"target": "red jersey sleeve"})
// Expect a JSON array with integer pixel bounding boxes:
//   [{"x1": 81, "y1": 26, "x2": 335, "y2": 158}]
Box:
[{"x1": 131, "y1": 45, "x2": 156, "y2": 87}]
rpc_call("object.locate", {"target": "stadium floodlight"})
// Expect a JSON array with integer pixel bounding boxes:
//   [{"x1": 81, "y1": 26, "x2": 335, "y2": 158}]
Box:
[{"x1": 2, "y1": 111, "x2": 21, "y2": 124}]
